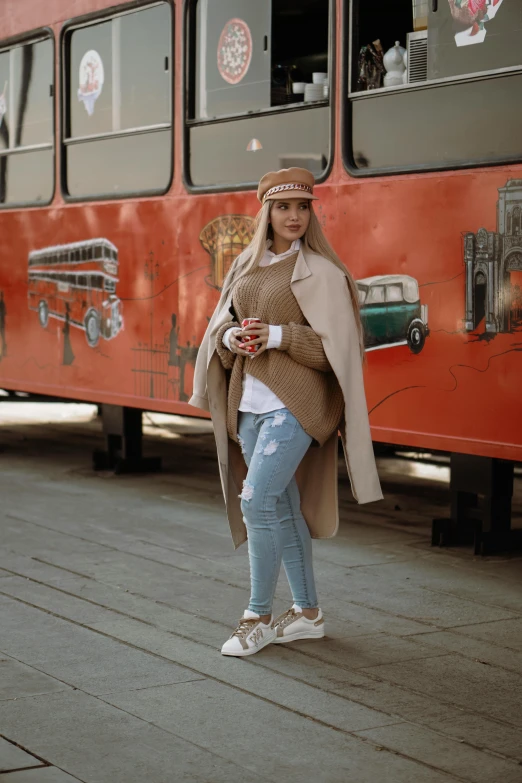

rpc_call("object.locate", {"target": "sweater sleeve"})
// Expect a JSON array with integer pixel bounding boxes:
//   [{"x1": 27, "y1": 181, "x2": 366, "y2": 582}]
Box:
[
  {"x1": 215, "y1": 320, "x2": 241, "y2": 370},
  {"x1": 278, "y1": 322, "x2": 332, "y2": 372}
]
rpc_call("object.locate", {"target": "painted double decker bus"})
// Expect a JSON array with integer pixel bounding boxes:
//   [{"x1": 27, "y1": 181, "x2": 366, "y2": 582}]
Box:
[
  {"x1": 0, "y1": 0, "x2": 520, "y2": 547},
  {"x1": 28, "y1": 238, "x2": 123, "y2": 347}
]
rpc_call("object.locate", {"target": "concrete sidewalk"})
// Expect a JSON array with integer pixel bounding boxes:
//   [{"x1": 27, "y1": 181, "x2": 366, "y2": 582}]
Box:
[{"x1": 1, "y1": 405, "x2": 522, "y2": 783}]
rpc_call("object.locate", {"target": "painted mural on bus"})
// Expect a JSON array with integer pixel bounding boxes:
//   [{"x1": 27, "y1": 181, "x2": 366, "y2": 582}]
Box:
[{"x1": 27, "y1": 239, "x2": 124, "y2": 348}]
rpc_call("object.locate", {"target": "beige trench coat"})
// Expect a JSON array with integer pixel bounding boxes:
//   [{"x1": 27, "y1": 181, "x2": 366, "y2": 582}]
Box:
[{"x1": 189, "y1": 246, "x2": 383, "y2": 549}]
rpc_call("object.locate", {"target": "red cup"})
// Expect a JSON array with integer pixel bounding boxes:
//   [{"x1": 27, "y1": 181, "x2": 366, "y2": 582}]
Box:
[{"x1": 241, "y1": 317, "x2": 261, "y2": 353}]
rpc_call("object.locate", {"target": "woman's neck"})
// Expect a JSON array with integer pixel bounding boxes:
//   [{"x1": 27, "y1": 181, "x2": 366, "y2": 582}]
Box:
[{"x1": 271, "y1": 236, "x2": 293, "y2": 256}]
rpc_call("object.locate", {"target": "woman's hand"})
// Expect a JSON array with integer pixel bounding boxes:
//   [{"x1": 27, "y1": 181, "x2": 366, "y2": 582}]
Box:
[
  {"x1": 228, "y1": 328, "x2": 251, "y2": 357},
  {"x1": 239, "y1": 322, "x2": 270, "y2": 358}
]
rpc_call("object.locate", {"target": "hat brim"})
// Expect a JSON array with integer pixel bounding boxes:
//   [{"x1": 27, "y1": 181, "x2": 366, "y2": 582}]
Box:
[{"x1": 264, "y1": 189, "x2": 318, "y2": 202}]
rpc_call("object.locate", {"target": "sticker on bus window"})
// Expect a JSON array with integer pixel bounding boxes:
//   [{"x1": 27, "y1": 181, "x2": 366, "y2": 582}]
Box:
[
  {"x1": 449, "y1": 0, "x2": 504, "y2": 47},
  {"x1": 78, "y1": 50, "x2": 104, "y2": 116},
  {"x1": 217, "y1": 19, "x2": 253, "y2": 85}
]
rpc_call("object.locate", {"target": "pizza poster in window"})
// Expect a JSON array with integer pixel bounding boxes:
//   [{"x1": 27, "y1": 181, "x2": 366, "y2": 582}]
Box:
[{"x1": 217, "y1": 19, "x2": 253, "y2": 85}]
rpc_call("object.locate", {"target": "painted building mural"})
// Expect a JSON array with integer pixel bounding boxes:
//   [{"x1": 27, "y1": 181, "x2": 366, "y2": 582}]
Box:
[
  {"x1": 199, "y1": 214, "x2": 255, "y2": 290},
  {"x1": 464, "y1": 179, "x2": 522, "y2": 335}
]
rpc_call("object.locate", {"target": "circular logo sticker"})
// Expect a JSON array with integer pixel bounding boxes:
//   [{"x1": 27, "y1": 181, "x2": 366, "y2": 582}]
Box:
[
  {"x1": 78, "y1": 50, "x2": 105, "y2": 116},
  {"x1": 217, "y1": 19, "x2": 253, "y2": 85}
]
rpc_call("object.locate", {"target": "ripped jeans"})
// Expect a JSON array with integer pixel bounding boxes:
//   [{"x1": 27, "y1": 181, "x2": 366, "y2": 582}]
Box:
[{"x1": 237, "y1": 408, "x2": 318, "y2": 615}]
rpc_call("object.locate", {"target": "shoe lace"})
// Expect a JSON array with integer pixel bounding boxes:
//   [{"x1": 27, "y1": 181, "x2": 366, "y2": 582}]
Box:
[
  {"x1": 232, "y1": 618, "x2": 258, "y2": 638},
  {"x1": 273, "y1": 608, "x2": 297, "y2": 629}
]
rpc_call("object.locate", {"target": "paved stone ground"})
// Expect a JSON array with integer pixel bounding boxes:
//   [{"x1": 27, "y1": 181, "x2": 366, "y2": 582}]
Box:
[{"x1": 1, "y1": 404, "x2": 522, "y2": 783}]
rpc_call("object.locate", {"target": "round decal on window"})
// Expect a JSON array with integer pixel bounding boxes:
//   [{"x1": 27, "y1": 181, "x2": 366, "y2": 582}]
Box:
[
  {"x1": 217, "y1": 19, "x2": 253, "y2": 85},
  {"x1": 78, "y1": 50, "x2": 105, "y2": 116}
]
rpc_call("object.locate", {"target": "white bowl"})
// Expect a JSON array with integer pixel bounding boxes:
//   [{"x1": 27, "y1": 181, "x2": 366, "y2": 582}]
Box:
[
  {"x1": 304, "y1": 84, "x2": 325, "y2": 101},
  {"x1": 292, "y1": 82, "x2": 307, "y2": 94},
  {"x1": 312, "y1": 72, "x2": 328, "y2": 84}
]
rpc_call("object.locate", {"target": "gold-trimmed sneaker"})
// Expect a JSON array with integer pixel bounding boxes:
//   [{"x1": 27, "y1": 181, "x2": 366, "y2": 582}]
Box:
[
  {"x1": 272, "y1": 604, "x2": 325, "y2": 644},
  {"x1": 221, "y1": 610, "x2": 276, "y2": 656}
]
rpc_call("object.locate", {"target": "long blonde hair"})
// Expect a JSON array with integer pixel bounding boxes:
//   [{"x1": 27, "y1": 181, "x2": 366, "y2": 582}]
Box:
[{"x1": 221, "y1": 200, "x2": 365, "y2": 361}]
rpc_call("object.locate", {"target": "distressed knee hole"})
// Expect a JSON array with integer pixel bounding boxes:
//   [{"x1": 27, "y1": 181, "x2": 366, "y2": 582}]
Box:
[
  {"x1": 239, "y1": 480, "x2": 255, "y2": 502},
  {"x1": 237, "y1": 434, "x2": 247, "y2": 457},
  {"x1": 271, "y1": 411, "x2": 287, "y2": 428}
]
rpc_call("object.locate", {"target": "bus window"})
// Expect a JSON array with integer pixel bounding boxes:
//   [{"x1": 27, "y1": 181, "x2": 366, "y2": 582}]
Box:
[
  {"x1": 187, "y1": 0, "x2": 331, "y2": 188},
  {"x1": 63, "y1": 2, "x2": 172, "y2": 199},
  {"x1": 347, "y1": 0, "x2": 522, "y2": 173},
  {"x1": 0, "y1": 36, "x2": 54, "y2": 207}
]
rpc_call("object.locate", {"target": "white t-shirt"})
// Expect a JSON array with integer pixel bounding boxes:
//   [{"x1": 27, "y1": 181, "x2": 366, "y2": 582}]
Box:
[{"x1": 222, "y1": 239, "x2": 301, "y2": 414}]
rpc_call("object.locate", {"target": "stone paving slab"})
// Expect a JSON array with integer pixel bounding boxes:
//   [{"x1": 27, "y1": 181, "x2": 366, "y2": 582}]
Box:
[
  {"x1": 0, "y1": 658, "x2": 71, "y2": 702},
  {"x1": 285, "y1": 633, "x2": 450, "y2": 670},
  {"x1": 354, "y1": 722, "x2": 522, "y2": 783},
  {"x1": 100, "y1": 679, "x2": 455, "y2": 783},
  {"x1": 0, "y1": 598, "x2": 205, "y2": 696},
  {"x1": 0, "y1": 738, "x2": 44, "y2": 773},
  {"x1": 360, "y1": 654, "x2": 522, "y2": 727},
  {"x1": 0, "y1": 769, "x2": 80, "y2": 782},
  {"x1": 0, "y1": 691, "x2": 267, "y2": 783},
  {"x1": 407, "y1": 629, "x2": 522, "y2": 674},
  {"x1": 449, "y1": 618, "x2": 522, "y2": 651}
]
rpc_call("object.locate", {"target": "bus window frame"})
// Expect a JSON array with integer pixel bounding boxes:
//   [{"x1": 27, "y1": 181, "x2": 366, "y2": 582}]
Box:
[
  {"x1": 342, "y1": 0, "x2": 522, "y2": 178},
  {"x1": 0, "y1": 27, "x2": 55, "y2": 210},
  {"x1": 182, "y1": 0, "x2": 337, "y2": 195},
  {"x1": 60, "y1": 0, "x2": 175, "y2": 204}
]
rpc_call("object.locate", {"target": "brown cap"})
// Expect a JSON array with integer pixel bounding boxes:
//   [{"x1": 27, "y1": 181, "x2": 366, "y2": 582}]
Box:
[{"x1": 257, "y1": 167, "x2": 318, "y2": 204}]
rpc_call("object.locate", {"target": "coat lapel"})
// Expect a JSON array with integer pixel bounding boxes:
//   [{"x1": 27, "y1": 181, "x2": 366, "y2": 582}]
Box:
[{"x1": 291, "y1": 247, "x2": 313, "y2": 284}]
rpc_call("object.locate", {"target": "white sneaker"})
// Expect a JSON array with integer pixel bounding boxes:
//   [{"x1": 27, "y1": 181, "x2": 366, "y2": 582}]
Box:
[
  {"x1": 272, "y1": 604, "x2": 325, "y2": 644},
  {"x1": 221, "y1": 610, "x2": 276, "y2": 657}
]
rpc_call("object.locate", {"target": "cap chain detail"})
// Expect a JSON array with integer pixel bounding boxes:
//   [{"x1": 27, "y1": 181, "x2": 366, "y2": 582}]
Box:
[{"x1": 263, "y1": 183, "x2": 313, "y2": 201}]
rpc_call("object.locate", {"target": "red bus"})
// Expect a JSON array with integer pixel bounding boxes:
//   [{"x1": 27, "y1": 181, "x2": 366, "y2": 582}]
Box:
[
  {"x1": 28, "y1": 238, "x2": 123, "y2": 347},
  {"x1": 0, "y1": 0, "x2": 520, "y2": 551}
]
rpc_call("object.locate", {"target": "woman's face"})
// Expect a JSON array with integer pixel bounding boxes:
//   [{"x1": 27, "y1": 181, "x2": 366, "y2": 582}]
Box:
[{"x1": 270, "y1": 199, "x2": 311, "y2": 243}]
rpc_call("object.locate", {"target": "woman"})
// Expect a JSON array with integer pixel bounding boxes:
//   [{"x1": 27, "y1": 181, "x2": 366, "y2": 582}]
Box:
[{"x1": 190, "y1": 168, "x2": 382, "y2": 657}]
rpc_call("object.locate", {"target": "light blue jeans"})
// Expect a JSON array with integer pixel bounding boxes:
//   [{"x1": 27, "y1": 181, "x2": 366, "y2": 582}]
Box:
[{"x1": 237, "y1": 408, "x2": 319, "y2": 615}]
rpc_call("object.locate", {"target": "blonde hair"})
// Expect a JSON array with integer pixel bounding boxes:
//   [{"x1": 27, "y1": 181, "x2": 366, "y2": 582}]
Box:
[{"x1": 221, "y1": 200, "x2": 365, "y2": 361}]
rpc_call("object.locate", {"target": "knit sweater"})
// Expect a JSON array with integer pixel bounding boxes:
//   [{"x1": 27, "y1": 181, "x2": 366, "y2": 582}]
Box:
[{"x1": 215, "y1": 252, "x2": 344, "y2": 446}]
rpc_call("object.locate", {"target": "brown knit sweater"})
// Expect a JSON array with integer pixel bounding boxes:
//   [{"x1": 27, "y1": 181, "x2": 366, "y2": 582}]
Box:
[{"x1": 215, "y1": 252, "x2": 344, "y2": 446}]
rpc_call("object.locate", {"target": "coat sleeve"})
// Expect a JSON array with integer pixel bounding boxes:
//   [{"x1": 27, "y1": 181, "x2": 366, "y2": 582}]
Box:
[
  {"x1": 278, "y1": 322, "x2": 332, "y2": 372},
  {"x1": 188, "y1": 255, "x2": 244, "y2": 411},
  {"x1": 215, "y1": 321, "x2": 241, "y2": 370}
]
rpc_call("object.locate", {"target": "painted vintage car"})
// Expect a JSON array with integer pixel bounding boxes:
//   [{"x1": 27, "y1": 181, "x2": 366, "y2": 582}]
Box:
[{"x1": 357, "y1": 275, "x2": 429, "y2": 354}]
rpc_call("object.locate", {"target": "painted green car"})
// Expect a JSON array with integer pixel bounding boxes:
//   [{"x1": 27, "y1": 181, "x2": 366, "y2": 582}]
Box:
[{"x1": 356, "y1": 275, "x2": 429, "y2": 354}]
